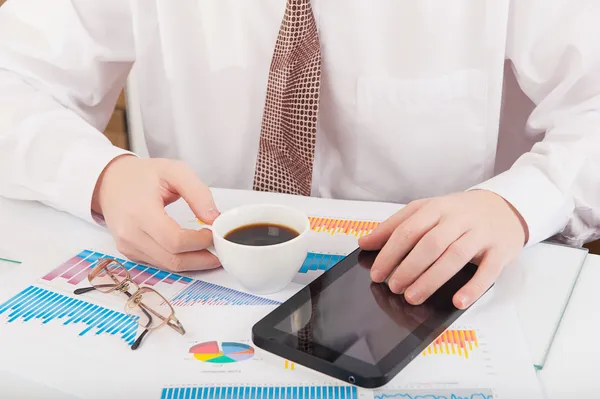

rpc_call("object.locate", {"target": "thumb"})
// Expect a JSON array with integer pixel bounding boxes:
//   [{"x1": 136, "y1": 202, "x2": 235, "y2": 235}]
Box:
[{"x1": 160, "y1": 160, "x2": 220, "y2": 223}]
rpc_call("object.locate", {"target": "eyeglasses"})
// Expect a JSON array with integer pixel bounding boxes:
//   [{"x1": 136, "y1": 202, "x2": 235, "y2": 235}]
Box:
[{"x1": 73, "y1": 258, "x2": 185, "y2": 350}]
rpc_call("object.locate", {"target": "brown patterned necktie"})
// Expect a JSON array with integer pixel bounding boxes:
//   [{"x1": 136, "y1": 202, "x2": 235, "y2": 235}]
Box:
[{"x1": 252, "y1": 0, "x2": 322, "y2": 196}]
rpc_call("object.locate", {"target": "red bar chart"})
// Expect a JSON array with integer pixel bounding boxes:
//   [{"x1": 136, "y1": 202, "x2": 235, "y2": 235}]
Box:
[{"x1": 41, "y1": 250, "x2": 194, "y2": 288}]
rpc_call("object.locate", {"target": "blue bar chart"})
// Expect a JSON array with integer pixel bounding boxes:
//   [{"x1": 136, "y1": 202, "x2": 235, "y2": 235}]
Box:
[
  {"x1": 298, "y1": 252, "x2": 345, "y2": 274},
  {"x1": 161, "y1": 385, "x2": 358, "y2": 399},
  {"x1": 0, "y1": 285, "x2": 139, "y2": 346},
  {"x1": 169, "y1": 280, "x2": 282, "y2": 307}
]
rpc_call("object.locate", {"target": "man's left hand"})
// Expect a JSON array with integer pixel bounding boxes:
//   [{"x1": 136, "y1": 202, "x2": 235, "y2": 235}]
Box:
[{"x1": 359, "y1": 190, "x2": 529, "y2": 310}]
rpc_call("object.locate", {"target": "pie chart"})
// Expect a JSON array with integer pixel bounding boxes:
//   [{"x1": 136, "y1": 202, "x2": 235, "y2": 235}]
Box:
[{"x1": 189, "y1": 341, "x2": 255, "y2": 363}]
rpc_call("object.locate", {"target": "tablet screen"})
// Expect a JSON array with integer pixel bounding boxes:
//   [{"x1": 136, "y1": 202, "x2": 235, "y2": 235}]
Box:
[{"x1": 273, "y1": 250, "x2": 467, "y2": 367}]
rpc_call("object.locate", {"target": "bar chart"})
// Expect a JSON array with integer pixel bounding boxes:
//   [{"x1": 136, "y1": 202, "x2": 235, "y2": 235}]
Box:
[
  {"x1": 0, "y1": 285, "x2": 139, "y2": 346},
  {"x1": 42, "y1": 249, "x2": 193, "y2": 288},
  {"x1": 161, "y1": 385, "x2": 358, "y2": 399},
  {"x1": 298, "y1": 252, "x2": 345, "y2": 274},
  {"x1": 169, "y1": 280, "x2": 281, "y2": 307},
  {"x1": 308, "y1": 217, "x2": 379, "y2": 237},
  {"x1": 199, "y1": 217, "x2": 379, "y2": 237},
  {"x1": 422, "y1": 330, "x2": 479, "y2": 359}
]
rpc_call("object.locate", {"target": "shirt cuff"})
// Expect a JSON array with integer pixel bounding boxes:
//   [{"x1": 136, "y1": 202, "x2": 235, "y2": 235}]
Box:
[
  {"x1": 56, "y1": 136, "x2": 135, "y2": 225},
  {"x1": 469, "y1": 166, "x2": 573, "y2": 247}
]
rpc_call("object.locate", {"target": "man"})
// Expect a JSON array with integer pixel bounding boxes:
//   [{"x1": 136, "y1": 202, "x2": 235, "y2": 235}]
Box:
[{"x1": 0, "y1": 1, "x2": 599, "y2": 310}]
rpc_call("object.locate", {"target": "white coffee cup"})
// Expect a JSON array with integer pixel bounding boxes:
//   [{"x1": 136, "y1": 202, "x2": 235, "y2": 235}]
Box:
[{"x1": 202, "y1": 204, "x2": 310, "y2": 294}]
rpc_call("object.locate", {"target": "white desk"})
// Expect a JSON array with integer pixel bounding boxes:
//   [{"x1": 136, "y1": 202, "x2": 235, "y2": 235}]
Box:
[
  {"x1": 0, "y1": 192, "x2": 598, "y2": 398},
  {"x1": 537, "y1": 254, "x2": 600, "y2": 398}
]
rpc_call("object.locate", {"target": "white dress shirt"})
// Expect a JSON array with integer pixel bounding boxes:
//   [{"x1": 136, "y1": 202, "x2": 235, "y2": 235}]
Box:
[{"x1": 1, "y1": 0, "x2": 599, "y2": 247}]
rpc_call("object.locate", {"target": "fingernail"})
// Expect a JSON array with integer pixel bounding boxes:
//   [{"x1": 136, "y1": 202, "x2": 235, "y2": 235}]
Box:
[
  {"x1": 389, "y1": 279, "x2": 403, "y2": 294},
  {"x1": 405, "y1": 287, "x2": 421, "y2": 304},
  {"x1": 456, "y1": 294, "x2": 469, "y2": 308},
  {"x1": 371, "y1": 269, "x2": 385, "y2": 282},
  {"x1": 205, "y1": 208, "x2": 220, "y2": 219}
]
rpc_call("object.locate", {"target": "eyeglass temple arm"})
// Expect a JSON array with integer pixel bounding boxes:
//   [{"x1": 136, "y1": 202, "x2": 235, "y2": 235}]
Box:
[
  {"x1": 73, "y1": 285, "x2": 179, "y2": 331},
  {"x1": 72, "y1": 284, "x2": 183, "y2": 349},
  {"x1": 73, "y1": 284, "x2": 113, "y2": 295},
  {"x1": 125, "y1": 291, "x2": 154, "y2": 350}
]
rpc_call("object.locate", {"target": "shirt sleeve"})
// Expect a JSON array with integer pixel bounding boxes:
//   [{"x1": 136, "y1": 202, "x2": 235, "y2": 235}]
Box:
[
  {"x1": 471, "y1": 1, "x2": 600, "y2": 247},
  {"x1": 0, "y1": 0, "x2": 136, "y2": 224}
]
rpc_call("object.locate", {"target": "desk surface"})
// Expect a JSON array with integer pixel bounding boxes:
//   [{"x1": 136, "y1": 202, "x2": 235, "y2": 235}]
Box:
[
  {"x1": 0, "y1": 192, "x2": 598, "y2": 398},
  {"x1": 537, "y1": 253, "x2": 600, "y2": 398}
]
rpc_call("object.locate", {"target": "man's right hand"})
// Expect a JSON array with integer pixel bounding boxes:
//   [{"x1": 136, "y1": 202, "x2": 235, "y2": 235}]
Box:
[{"x1": 91, "y1": 155, "x2": 221, "y2": 272}]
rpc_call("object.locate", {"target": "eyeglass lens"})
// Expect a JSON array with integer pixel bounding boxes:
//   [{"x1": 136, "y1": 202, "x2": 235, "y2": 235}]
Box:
[
  {"x1": 125, "y1": 288, "x2": 173, "y2": 330},
  {"x1": 88, "y1": 260, "x2": 130, "y2": 293}
]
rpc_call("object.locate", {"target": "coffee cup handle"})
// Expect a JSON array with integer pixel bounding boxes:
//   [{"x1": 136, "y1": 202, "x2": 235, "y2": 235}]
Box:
[{"x1": 198, "y1": 224, "x2": 218, "y2": 257}]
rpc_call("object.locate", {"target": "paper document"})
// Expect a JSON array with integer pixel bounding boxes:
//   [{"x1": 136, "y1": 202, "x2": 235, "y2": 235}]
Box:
[
  {"x1": 0, "y1": 188, "x2": 544, "y2": 398},
  {"x1": 495, "y1": 241, "x2": 587, "y2": 369}
]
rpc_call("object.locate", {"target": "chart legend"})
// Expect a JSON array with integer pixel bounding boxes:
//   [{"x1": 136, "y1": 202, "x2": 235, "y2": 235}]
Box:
[
  {"x1": 374, "y1": 389, "x2": 493, "y2": 399},
  {"x1": 161, "y1": 385, "x2": 358, "y2": 399},
  {"x1": 298, "y1": 252, "x2": 345, "y2": 273},
  {"x1": 308, "y1": 217, "x2": 379, "y2": 237},
  {"x1": 42, "y1": 249, "x2": 193, "y2": 288},
  {"x1": 190, "y1": 341, "x2": 255, "y2": 363},
  {"x1": 0, "y1": 285, "x2": 139, "y2": 346},
  {"x1": 169, "y1": 280, "x2": 281, "y2": 307},
  {"x1": 422, "y1": 330, "x2": 479, "y2": 359}
]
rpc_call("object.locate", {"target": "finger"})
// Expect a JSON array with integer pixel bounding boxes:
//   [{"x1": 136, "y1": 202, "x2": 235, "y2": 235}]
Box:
[
  {"x1": 359, "y1": 200, "x2": 426, "y2": 250},
  {"x1": 160, "y1": 160, "x2": 220, "y2": 223},
  {"x1": 141, "y1": 206, "x2": 214, "y2": 253},
  {"x1": 370, "y1": 207, "x2": 440, "y2": 284},
  {"x1": 115, "y1": 244, "x2": 150, "y2": 266},
  {"x1": 403, "y1": 230, "x2": 481, "y2": 305},
  {"x1": 388, "y1": 219, "x2": 465, "y2": 294},
  {"x1": 370, "y1": 283, "x2": 389, "y2": 311},
  {"x1": 402, "y1": 302, "x2": 430, "y2": 324},
  {"x1": 119, "y1": 227, "x2": 220, "y2": 272},
  {"x1": 453, "y1": 248, "x2": 505, "y2": 309}
]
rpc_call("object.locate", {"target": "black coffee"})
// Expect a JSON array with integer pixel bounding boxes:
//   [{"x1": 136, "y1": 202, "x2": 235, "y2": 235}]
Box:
[{"x1": 224, "y1": 223, "x2": 299, "y2": 246}]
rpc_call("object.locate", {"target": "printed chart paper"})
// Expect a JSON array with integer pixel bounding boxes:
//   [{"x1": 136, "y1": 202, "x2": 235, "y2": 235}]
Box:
[{"x1": 0, "y1": 189, "x2": 544, "y2": 398}]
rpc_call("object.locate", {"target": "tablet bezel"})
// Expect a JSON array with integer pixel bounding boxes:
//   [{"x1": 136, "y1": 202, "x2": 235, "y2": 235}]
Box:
[{"x1": 251, "y1": 248, "x2": 478, "y2": 388}]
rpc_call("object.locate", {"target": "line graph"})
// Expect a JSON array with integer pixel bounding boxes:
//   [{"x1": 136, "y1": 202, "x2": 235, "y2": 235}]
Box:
[{"x1": 374, "y1": 389, "x2": 493, "y2": 399}]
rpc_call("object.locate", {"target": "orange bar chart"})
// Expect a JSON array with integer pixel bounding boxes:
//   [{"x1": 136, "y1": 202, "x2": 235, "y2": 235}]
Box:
[
  {"x1": 308, "y1": 217, "x2": 379, "y2": 237},
  {"x1": 422, "y1": 329, "x2": 479, "y2": 359},
  {"x1": 199, "y1": 216, "x2": 380, "y2": 237}
]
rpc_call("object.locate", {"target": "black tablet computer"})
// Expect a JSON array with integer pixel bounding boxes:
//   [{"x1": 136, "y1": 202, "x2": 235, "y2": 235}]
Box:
[{"x1": 252, "y1": 247, "x2": 480, "y2": 389}]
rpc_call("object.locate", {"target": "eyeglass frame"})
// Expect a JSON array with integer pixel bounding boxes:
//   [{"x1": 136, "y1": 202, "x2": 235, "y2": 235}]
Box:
[{"x1": 73, "y1": 258, "x2": 186, "y2": 350}]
